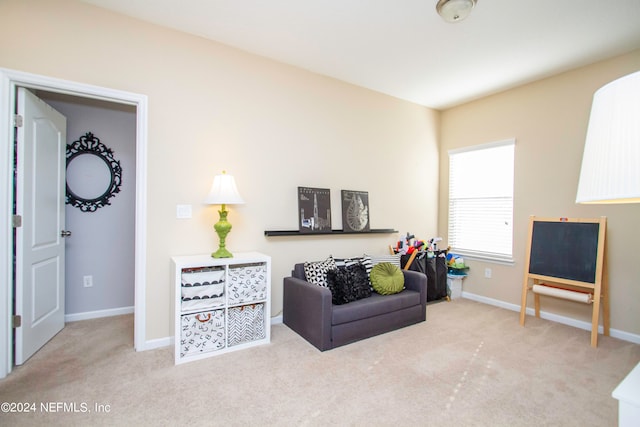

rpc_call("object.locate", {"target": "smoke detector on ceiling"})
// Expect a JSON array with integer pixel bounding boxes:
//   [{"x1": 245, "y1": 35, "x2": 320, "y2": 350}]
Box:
[{"x1": 436, "y1": 0, "x2": 477, "y2": 23}]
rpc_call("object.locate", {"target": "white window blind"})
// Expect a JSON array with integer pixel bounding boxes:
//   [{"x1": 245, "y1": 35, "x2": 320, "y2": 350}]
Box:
[{"x1": 448, "y1": 139, "x2": 515, "y2": 262}]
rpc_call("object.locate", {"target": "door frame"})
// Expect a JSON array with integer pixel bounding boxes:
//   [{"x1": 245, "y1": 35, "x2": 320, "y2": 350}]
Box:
[{"x1": 0, "y1": 68, "x2": 148, "y2": 379}]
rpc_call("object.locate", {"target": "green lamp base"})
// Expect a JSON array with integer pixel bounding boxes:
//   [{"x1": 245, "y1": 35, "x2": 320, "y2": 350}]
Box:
[
  {"x1": 212, "y1": 205, "x2": 233, "y2": 258},
  {"x1": 212, "y1": 247, "x2": 233, "y2": 258}
]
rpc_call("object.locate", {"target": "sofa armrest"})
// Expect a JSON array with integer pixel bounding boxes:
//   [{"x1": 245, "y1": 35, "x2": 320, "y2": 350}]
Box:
[
  {"x1": 283, "y1": 276, "x2": 333, "y2": 351},
  {"x1": 403, "y1": 270, "x2": 427, "y2": 308}
]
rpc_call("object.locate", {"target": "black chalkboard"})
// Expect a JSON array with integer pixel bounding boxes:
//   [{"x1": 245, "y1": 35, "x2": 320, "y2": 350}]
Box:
[
  {"x1": 521, "y1": 216, "x2": 608, "y2": 347},
  {"x1": 528, "y1": 221, "x2": 600, "y2": 284}
]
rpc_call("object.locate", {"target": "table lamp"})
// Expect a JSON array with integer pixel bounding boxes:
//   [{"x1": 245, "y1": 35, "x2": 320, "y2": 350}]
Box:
[
  {"x1": 576, "y1": 70, "x2": 640, "y2": 204},
  {"x1": 204, "y1": 171, "x2": 245, "y2": 258}
]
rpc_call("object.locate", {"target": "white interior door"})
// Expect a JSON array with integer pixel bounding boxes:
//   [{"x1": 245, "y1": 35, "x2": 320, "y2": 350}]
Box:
[{"x1": 14, "y1": 87, "x2": 67, "y2": 365}]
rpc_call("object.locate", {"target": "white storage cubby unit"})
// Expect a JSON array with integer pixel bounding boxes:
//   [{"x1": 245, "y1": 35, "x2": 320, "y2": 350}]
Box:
[{"x1": 172, "y1": 252, "x2": 271, "y2": 365}]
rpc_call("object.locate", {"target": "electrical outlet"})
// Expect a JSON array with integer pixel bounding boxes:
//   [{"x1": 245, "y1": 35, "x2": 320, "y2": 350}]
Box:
[
  {"x1": 484, "y1": 268, "x2": 492, "y2": 279},
  {"x1": 83, "y1": 275, "x2": 93, "y2": 288}
]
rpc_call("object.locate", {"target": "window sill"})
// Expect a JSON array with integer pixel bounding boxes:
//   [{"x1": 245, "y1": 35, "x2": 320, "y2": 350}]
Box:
[{"x1": 449, "y1": 249, "x2": 515, "y2": 266}]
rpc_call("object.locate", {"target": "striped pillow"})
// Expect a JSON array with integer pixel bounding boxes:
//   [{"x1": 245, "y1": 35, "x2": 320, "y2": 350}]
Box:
[{"x1": 366, "y1": 253, "x2": 402, "y2": 268}]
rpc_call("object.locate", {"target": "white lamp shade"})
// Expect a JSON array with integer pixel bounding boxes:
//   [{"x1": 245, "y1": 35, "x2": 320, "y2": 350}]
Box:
[
  {"x1": 576, "y1": 70, "x2": 640, "y2": 204},
  {"x1": 204, "y1": 172, "x2": 245, "y2": 205}
]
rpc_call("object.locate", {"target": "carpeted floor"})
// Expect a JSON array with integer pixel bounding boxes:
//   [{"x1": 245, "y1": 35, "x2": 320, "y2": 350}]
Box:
[{"x1": 1, "y1": 298, "x2": 638, "y2": 426}]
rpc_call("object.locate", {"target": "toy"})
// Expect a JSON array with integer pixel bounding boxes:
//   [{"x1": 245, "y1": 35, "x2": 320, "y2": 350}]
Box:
[{"x1": 446, "y1": 253, "x2": 469, "y2": 275}]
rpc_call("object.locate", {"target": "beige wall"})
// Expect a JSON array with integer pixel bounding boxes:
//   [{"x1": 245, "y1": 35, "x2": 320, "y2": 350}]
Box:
[
  {"x1": 439, "y1": 50, "x2": 640, "y2": 336},
  {"x1": 0, "y1": 0, "x2": 440, "y2": 341},
  {"x1": 2, "y1": 0, "x2": 638, "y2": 343}
]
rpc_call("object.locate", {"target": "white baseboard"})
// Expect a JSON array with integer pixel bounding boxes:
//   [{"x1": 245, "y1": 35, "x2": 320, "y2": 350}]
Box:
[
  {"x1": 65, "y1": 306, "x2": 134, "y2": 322},
  {"x1": 141, "y1": 337, "x2": 172, "y2": 351},
  {"x1": 271, "y1": 314, "x2": 283, "y2": 325},
  {"x1": 461, "y1": 291, "x2": 640, "y2": 345}
]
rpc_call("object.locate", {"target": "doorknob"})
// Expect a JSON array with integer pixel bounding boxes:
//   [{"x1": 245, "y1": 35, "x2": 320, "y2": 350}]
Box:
[{"x1": 60, "y1": 230, "x2": 72, "y2": 238}]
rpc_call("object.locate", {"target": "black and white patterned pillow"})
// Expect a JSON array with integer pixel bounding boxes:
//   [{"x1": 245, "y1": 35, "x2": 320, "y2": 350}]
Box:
[
  {"x1": 303, "y1": 256, "x2": 337, "y2": 287},
  {"x1": 327, "y1": 263, "x2": 371, "y2": 305},
  {"x1": 335, "y1": 255, "x2": 373, "y2": 277}
]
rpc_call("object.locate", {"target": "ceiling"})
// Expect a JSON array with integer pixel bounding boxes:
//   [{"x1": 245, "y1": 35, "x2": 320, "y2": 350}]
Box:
[{"x1": 81, "y1": 0, "x2": 640, "y2": 110}]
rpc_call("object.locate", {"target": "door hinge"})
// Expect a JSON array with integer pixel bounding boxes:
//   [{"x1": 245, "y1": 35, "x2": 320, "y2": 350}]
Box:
[
  {"x1": 12, "y1": 315, "x2": 21, "y2": 328},
  {"x1": 12, "y1": 215, "x2": 22, "y2": 228},
  {"x1": 13, "y1": 114, "x2": 23, "y2": 128}
]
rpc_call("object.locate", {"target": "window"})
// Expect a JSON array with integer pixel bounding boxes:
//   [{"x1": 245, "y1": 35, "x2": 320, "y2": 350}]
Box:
[{"x1": 448, "y1": 139, "x2": 515, "y2": 262}]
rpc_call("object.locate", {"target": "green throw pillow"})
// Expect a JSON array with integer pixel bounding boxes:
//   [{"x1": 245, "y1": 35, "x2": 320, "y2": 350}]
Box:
[{"x1": 370, "y1": 262, "x2": 404, "y2": 295}]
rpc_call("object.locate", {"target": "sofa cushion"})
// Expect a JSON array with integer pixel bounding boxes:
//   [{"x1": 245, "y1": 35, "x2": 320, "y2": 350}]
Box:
[
  {"x1": 303, "y1": 256, "x2": 337, "y2": 287},
  {"x1": 292, "y1": 263, "x2": 306, "y2": 280},
  {"x1": 331, "y1": 290, "x2": 421, "y2": 325},
  {"x1": 326, "y1": 263, "x2": 371, "y2": 305},
  {"x1": 370, "y1": 262, "x2": 404, "y2": 295}
]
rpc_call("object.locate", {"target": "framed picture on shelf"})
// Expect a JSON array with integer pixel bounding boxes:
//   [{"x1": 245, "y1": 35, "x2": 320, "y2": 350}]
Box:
[
  {"x1": 298, "y1": 187, "x2": 332, "y2": 233},
  {"x1": 341, "y1": 190, "x2": 370, "y2": 232}
]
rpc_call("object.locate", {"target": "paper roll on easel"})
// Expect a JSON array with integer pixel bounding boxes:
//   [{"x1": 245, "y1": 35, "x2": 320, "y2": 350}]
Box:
[{"x1": 532, "y1": 284, "x2": 593, "y2": 304}]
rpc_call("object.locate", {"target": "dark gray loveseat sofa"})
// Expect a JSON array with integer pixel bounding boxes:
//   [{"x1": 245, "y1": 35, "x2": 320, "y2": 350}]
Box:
[{"x1": 283, "y1": 263, "x2": 428, "y2": 351}]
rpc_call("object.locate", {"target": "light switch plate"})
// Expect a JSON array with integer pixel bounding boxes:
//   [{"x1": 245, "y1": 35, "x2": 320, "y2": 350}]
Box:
[{"x1": 176, "y1": 204, "x2": 192, "y2": 219}]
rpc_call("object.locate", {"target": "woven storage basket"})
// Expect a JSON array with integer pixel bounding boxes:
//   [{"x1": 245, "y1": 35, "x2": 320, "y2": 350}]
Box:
[
  {"x1": 180, "y1": 309, "x2": 225, "y2": 357},
  {"x1": 227, "y1": 303, "x2": 265, "y2": 347}
]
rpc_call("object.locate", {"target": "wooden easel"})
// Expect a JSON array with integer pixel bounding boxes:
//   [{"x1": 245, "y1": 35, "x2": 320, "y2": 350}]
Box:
[{"x1": 519, "y1": 216, "x2": 609, "y2": 347}]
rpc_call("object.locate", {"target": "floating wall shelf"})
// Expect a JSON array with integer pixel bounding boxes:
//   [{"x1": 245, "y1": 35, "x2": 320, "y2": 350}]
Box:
[{"x1": 264, "y1": 228, "x2": 398, "y2": 237}]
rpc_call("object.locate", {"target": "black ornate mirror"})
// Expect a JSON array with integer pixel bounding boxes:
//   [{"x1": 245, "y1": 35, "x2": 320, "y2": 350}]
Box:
[{"x1": 66, "y1": 132, "x2": 122, "y2": 212}]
